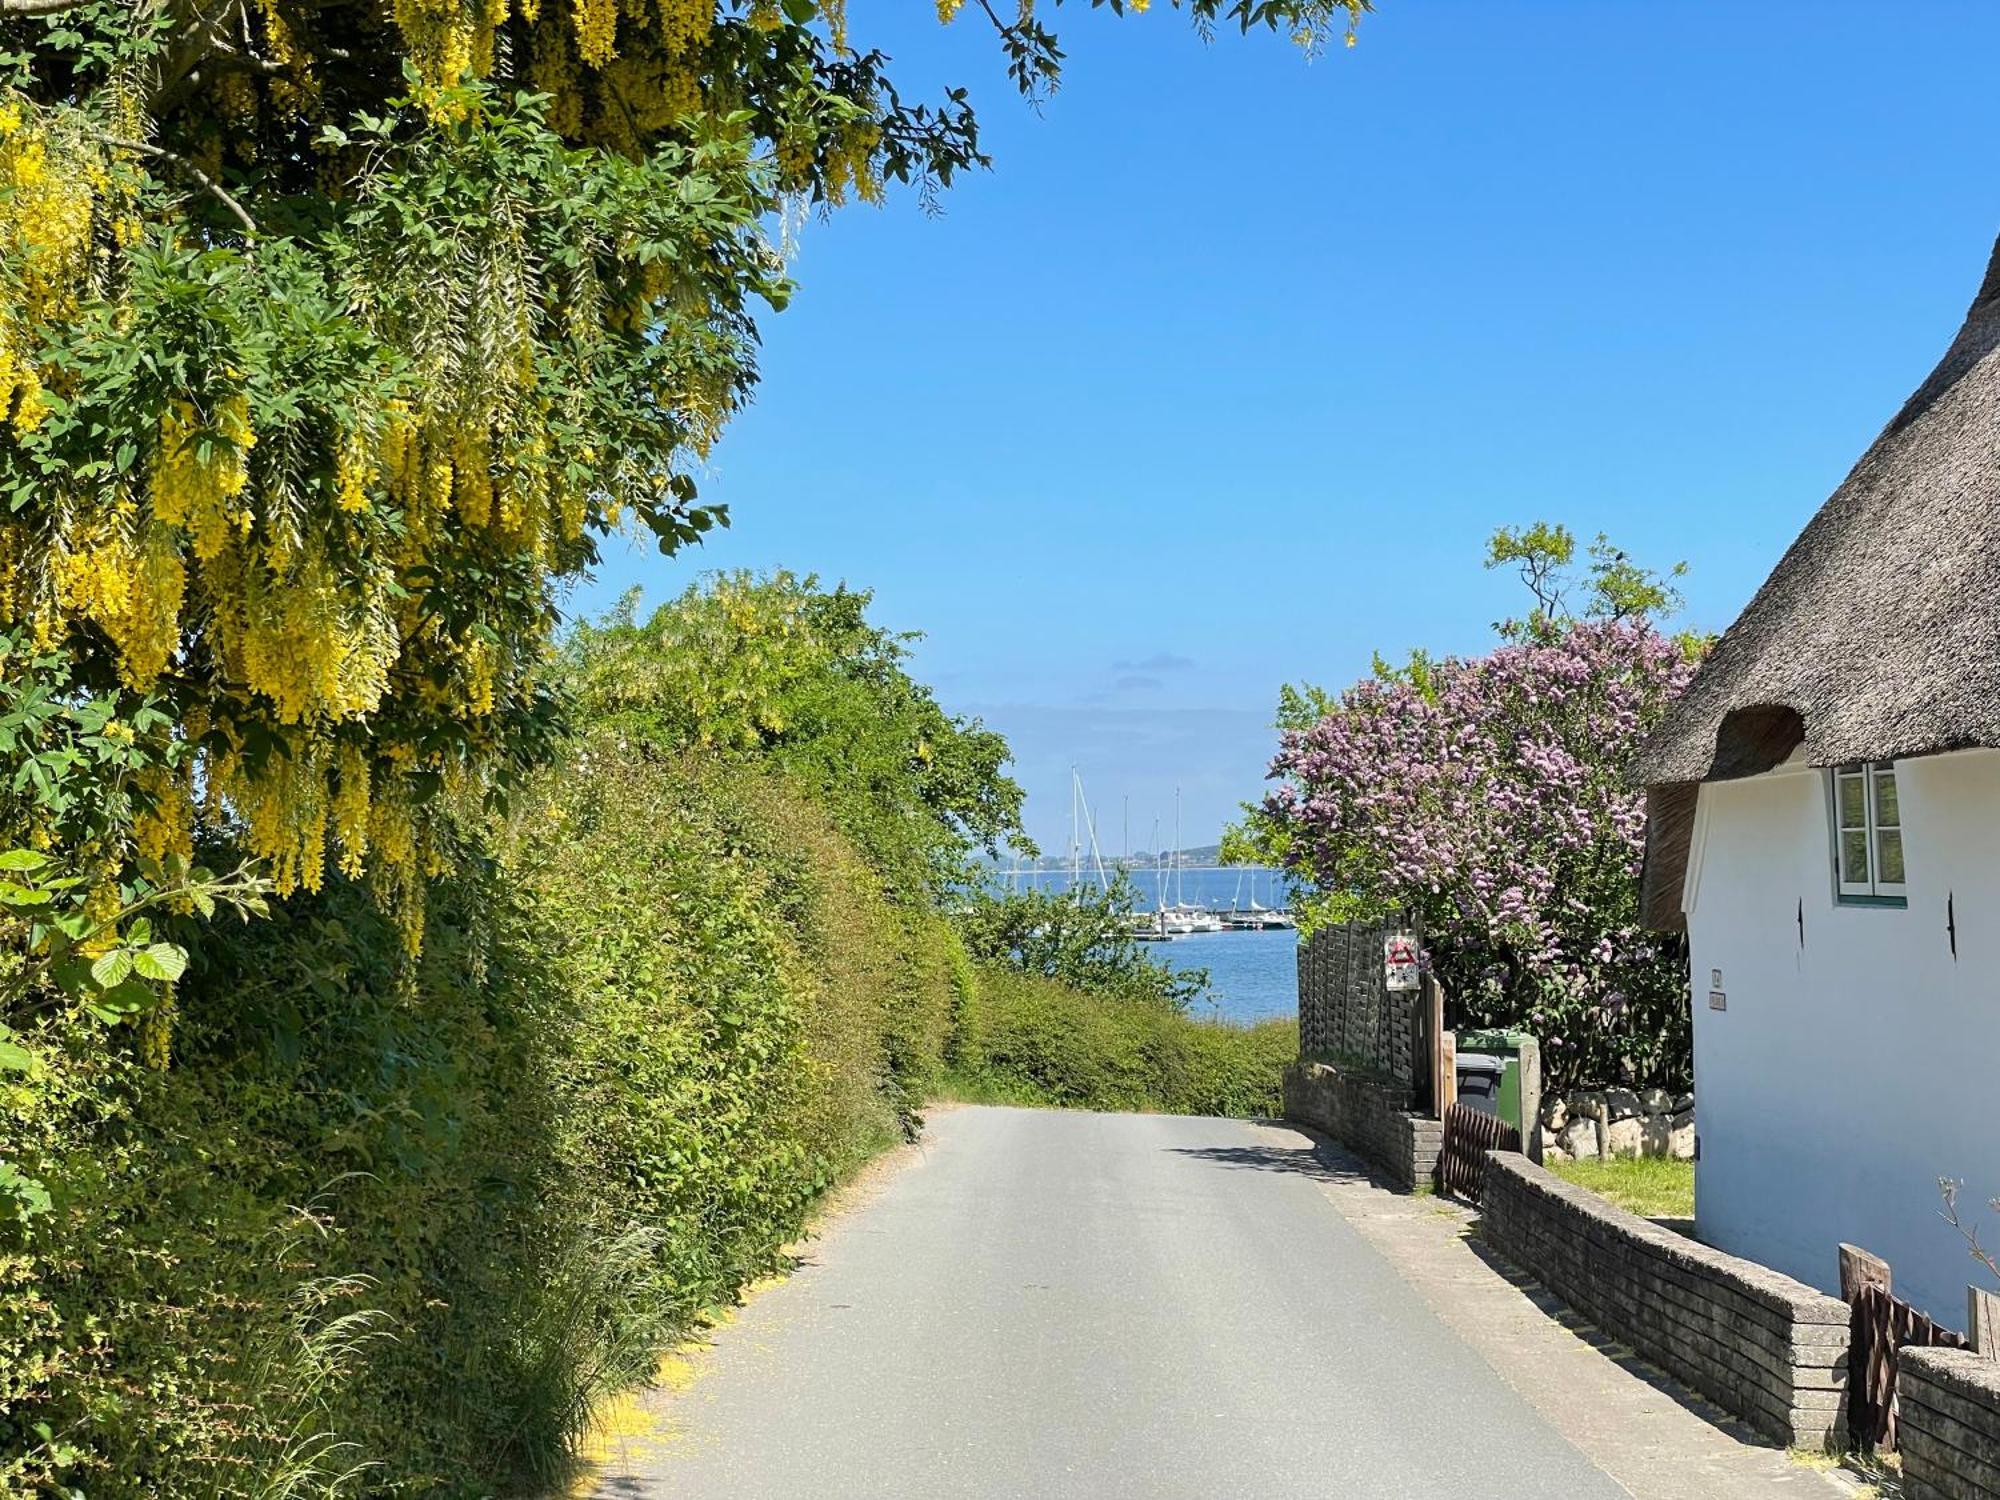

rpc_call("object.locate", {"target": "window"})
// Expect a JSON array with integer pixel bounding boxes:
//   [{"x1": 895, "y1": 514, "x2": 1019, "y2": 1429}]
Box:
[{"x1": 1830, "y1": 761, "x2": 1906, "y2": 905}]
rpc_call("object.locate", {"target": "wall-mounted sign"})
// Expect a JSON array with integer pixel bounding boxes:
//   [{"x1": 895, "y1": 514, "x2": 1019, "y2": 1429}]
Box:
[
  {"x1": 1384, "y1": 934, "x2": 1420, "y2": 992},
  {"x1": 1708, "y1": 990, "x2": 1728, "y2": 1011}
]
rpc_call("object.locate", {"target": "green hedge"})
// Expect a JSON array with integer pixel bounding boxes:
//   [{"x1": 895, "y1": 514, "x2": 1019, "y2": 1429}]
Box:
[
  {"x1": 0, "y1": 744, "x2": 961, "y2": 1497},
  {"x1": 952, "y1": 965, "x2": 1297, "y2": 1118},
  {"x1": 0, "y1": 733, "x2": 1288, "y2": 1496}
]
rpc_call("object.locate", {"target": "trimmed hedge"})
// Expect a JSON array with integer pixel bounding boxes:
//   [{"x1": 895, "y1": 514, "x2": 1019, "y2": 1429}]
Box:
[
  {"x1": 954, "y1": 965, "x2": 1296, "y2": 1118},
  {"x1": 0, "y1": 745, "x2": 961, "y2": 1497}
]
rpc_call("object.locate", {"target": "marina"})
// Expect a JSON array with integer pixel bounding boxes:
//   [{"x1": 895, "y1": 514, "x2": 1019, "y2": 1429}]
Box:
[
  {"x1": 997, "y1": 864, "x2": 1302, "y2": 1025},
  {"x1": 987, "y1": 771, "x2": 1303, "y2": 1024}
]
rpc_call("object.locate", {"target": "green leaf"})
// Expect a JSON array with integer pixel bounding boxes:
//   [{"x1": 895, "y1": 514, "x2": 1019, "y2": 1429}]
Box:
[
  {"x1": 85, "y1": 978, "x2": 156, "y2": 1022},
  {"x1": 0, "y1": 882, "x2": 52, "y2": 907},
  {"x1": 0, "y1": 848, "x2": 50, "y2": 871},
  {"x1": 133, "y1": 944, "x2": 187, "y2": 983},
  {"x1": 0, "y1": 1162, "x2": 51, "y2": 1222},
  {"x1": 91, "y1": 949, "x2": 134, "y2": 989},
  {"x1": 0, "y1": 1031, "x2": 32, "y2": 1073}
]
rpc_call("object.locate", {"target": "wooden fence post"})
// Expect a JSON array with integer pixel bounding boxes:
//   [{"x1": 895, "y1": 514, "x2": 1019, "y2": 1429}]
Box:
[
  {"x1": 1841, "y1": 1243, "x2": 1892, "y2": 1303},
  {"x1": 1970, "y1": 1286, "x2": 2000, "y2": 1359},
  {"x1": 1517, "y1": 1036, "x2": 1543, "y2": 1164},
  {"x1": 1438, "y1": 1030, "x2": 1456, "y2": 1112},
  {"x1": 1421, "y1": 973, "x2": 1446, "y2": 1117}
]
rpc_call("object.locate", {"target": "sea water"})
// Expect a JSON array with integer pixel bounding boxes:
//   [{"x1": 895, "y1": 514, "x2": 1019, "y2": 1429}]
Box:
[{"x1": 1002, "y1": 866, "x2": 1300, "y2": 1027}]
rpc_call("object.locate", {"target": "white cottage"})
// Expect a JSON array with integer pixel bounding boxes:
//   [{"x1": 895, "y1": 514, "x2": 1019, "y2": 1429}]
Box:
[{"x1": 1633, "y1": 232, "x2": 2000, "y2": 1325}]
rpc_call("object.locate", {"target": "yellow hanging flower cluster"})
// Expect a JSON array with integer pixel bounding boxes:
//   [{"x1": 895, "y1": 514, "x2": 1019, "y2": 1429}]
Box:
[
  {"x1": 335, "y1": 427, "x2": 374, "y2": 513},
  {"x1": 138, "y1": 989, "x2": 174, "y2": 1070},
  {"x1": 132, "y1": 764, "x2": 198, "y2": 868},
  {"x1": 152, "y1": 397, "x2": 256, "y2": 560},
  {"x1": 0, "y1": 102, "x2": 95, "y2": 437},
  {"x1": 573, "y1": 0, "x2": 620, "y2": 66},
  {"x1": 663, "y1": 0, "x2": 717, "y2": 54},
  {"x1": 209, "y1": 739, "x2": 332, "y2": 895},
  {"x1": 222, "y1": 545, "x2": 397, "y2": 727},
  {"x1": 330, "y1": 744, "x2": 372, "y2": 878},
  {"x1": 51, "y1": 522, "x2": 188, "y2": 690},
  {"x1": 394, "y1": 0, "x2": 480, "y2": 100},
  {"x1": 820, "y1": 118, "x2": 883, "y2": 206}
]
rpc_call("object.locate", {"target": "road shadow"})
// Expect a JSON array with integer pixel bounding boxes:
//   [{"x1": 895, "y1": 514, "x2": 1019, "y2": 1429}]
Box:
[
  {"x1": 1458, "y1": 1232, "x2": 1786, "y2": 1450},
  {"x1": 1166, "y1": 1128, "x2": 1382, "y2": 1188}
]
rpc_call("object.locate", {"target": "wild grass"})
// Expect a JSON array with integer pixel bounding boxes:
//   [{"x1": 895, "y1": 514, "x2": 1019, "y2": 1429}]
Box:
[{"x1": 1550, "y1": 1155, "x2": 1695, "y2": 1220}]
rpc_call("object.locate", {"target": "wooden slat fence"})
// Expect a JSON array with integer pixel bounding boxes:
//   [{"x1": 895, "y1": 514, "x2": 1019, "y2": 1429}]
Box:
[
  {"x1": 1296, "y1": 921, "x2": 1424, "y2": 1095},
  {"x1": 1437, "y1": 1101, "x2": 1520, "y2": 1204},
  {"x1": 1849, "y1": 1281, "x2": 1970, "y2": 1451}
]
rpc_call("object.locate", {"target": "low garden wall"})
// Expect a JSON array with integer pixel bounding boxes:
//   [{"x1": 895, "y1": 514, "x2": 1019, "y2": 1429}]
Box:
[
  {"x1": 1900, "y1": 1348, "x2": 2000, "y2": 1499},
  {"x1": 1282, "y1": 1060, "x2": 1441, "y2": 1192},
  {"x1": 1481, "y1": 1153, "x2": 1849, "y2": 1447},
  {"x1": 1535, "y1": 1087, "x2": 1694, "y2": 1163}
]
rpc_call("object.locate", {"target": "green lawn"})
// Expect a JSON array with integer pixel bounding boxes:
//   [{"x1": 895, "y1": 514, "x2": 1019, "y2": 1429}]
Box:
[{"x1": 1550, "y1": 1155, "x2": 1695, "y2": 1220}]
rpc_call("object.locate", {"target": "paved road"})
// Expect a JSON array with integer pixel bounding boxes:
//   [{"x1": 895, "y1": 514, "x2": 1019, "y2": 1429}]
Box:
[{"x1": 596, "y1": 1107, "x2": 1632, "y2": 1499}]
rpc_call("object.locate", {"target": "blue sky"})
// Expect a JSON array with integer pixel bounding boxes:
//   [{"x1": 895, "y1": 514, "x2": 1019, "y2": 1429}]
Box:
[{"x1": 571, "y1": 0, "x2": 2000, "y2": 857}]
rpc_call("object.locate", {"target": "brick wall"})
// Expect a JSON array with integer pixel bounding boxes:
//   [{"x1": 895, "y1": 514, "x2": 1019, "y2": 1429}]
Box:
[
  {"x1": 1481, "y1": 1153, "x2": 1849, "y2": 1448},
  {"x1": 1281, "y1": 1060, "x2": 1442, "y2": 1193},
  {"x1": 1901, "y1": 1348, "x2": 2000, "y2": 1499}
]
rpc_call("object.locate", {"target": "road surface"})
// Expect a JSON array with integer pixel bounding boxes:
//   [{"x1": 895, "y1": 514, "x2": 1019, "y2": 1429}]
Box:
[{"x1": 590, "y1": 1106, "x2": 1652, "y2": 1499}]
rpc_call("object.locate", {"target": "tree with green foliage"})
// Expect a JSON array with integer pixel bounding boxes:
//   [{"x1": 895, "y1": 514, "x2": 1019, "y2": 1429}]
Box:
[
  {"x1": 1484, "y1": 521, "x2": 1689, "y2": 630},
  {"x1": 563, "y1": 572, "x2": 1025, "y2": 895},
  {"x1": 956, "y1": 874, "x2": 1205, "y2": 1011},
  {"x1": 0, "y1": 0, "x2": 1366, "y2": 965}
]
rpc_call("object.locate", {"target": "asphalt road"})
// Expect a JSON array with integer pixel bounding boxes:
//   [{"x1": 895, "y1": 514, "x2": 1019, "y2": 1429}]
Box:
[{"x1": 597, "y1": 1106, "x2": 1631, "y2": 1500}]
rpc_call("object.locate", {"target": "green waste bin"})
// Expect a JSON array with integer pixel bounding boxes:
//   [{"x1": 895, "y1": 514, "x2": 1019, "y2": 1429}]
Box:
[{"x1": 1456, "y1": 1028, "x2": 1538, "y2": 1138}]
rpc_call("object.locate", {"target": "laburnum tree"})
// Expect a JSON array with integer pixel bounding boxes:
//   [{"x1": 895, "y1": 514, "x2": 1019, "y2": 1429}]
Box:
[{"x1": 0, "y1": 0, "x2": 1368, "y2": 949}]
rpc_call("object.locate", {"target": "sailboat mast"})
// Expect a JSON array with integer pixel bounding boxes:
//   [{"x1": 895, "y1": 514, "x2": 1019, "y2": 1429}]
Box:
[
  {"x1": 1069, "y1": 766, "x2": 1081, "y2": 900},
  {"x1": 1173, "y1": 786, "x2": 1183, "y2": 909}
]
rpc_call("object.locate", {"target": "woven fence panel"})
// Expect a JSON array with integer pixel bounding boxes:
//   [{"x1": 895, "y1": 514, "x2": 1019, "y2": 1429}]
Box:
[{"x1": 1295, "y1": 922, "x2": 1417, "y2": 1092}]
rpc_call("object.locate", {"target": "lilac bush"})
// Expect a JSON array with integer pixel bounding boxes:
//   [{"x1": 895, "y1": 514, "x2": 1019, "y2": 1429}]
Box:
[{"x1": 1264, "y1": 618, "x2": 1699, "y2": 1091}]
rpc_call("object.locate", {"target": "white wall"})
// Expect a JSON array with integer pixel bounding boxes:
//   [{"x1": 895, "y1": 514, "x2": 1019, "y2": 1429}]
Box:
[{"x1": 1688, "y1": 748, "x2": 2000, "y2": 1326}]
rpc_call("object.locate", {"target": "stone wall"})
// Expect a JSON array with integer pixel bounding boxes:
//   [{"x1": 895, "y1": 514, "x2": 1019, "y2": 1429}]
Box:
[
  {"x1": 1282, "y1": 1060, "x2": 1442, "y2": 1193},
  {"x1": 1535, "y1": 1087, "x2": 1695, "y2": 1163},
  {"x1": 1481, "y1": 1153, "x2": 1849, "y2": 1447},
  {"x1": 1900, "y1": 1348, "x2": 2000, "y2": 1499}
]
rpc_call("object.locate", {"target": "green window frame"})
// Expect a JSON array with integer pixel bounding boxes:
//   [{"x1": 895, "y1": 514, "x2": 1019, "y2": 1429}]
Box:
[{"x1": 1829, "y1": 761, "x2": 1906, "y2": 906}]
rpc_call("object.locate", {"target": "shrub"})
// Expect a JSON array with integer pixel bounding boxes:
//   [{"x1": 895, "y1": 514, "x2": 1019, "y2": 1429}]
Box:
[
  {"x1": 0, "y1": 743, "x2": 961, "y2": 1496},
  {"x1": 955, "y1": 878, "x2": 1207, "y2": 1011},
  {"x1": 955, "y1": 966, "x2": 1295, "y2": 1119},
  {"x1": 1261, "y1": 616, "x2": 1697, "y2": 1091}
]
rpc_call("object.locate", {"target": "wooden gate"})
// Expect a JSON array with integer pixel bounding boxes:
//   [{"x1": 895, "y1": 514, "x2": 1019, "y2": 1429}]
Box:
[
  {"x1": 1438, "y1": 1101, "x2": 1520, "y2": 1204},
  {"x1": 1848, "y1": 1281, "x2": 1970, "y2": 1450}
]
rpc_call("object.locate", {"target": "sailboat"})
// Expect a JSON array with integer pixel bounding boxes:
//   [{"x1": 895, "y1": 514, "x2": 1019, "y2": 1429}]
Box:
[{"x1": 1161, "y1": 788, "x2": 1223, "y2": 933}]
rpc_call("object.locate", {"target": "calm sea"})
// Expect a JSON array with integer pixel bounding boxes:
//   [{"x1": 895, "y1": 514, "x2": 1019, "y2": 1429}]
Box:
[{"x1": 999, "y1": 866, "x2": 1300, "y2": 1028}]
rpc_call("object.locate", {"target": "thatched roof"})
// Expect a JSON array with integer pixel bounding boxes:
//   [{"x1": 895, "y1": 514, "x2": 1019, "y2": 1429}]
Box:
[{"x1": 1635, "y1": 230, "x2": 2000, "y2": 927}]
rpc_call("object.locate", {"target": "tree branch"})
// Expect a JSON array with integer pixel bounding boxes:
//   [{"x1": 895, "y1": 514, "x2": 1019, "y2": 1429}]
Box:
[
  {"x1": 0, "y1": 0, "x2": 90, "y2": 15},
  {"x1": 100, "y1": 136, "x2": 259, "y2": 238}
]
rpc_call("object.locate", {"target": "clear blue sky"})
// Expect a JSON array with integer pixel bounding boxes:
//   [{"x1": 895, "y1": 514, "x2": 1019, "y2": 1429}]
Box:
[{"x1": 572, "y1": 0, "x2": 2000, "y2": 857}]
